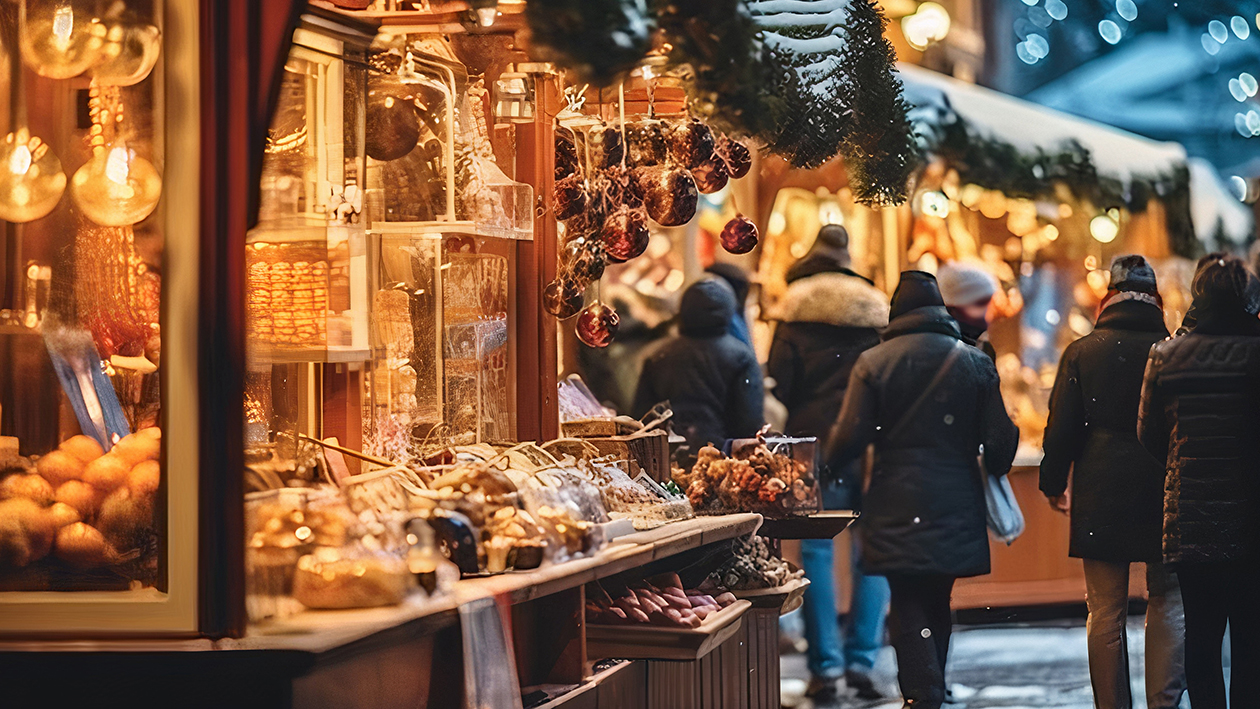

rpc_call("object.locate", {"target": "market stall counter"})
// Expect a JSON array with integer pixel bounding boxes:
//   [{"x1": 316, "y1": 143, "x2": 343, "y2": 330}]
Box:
[{"x1": 0, "y1": 513, "x2": 762, "y2": 709}]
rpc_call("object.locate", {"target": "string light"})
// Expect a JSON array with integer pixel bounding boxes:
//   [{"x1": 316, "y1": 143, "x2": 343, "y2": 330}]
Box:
[
  {"x1": 1090, "y1": 214, "x2": 1119, "y2": 244},
  {"x1": 902, "y1": 2, "x2": 951, "y2": 51}
]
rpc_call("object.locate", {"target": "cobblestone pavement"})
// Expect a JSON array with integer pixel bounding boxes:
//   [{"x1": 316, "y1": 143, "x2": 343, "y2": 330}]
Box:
[{"x1": 781, "y1": 617, "x2": 1204, "y2": 709}]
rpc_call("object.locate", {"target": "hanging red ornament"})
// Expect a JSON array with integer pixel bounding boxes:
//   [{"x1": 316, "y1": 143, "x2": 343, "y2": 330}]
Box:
[
  {"x1": 544, "y1": 278, "x2": 585, "y2": 319},
  {"x1": 589, "y1": 124, "x2": 626, "y2": 170},
  {"x1": 602, "y1": 207, "x2": 650, "y2": 262},
  {"x1": 603, "y1": 164, "x2": 643, "y2": 210},
  {"x1": 553, "y1": 173, "x2": 588, "y2": 220},
  {"x1": 564, "y1": 238, "x2": 607, "y2": 284},
  {"x1": 667, "y1": 118, "x2": 716, "y2": 170},
  {"x1": 691, "y1": 154, "x2": 730, "y2": 194},
  {"x1": 555, "y1": 126, "x2": 579, "y2": 181},
  {"x1": 717, "y1": 135, "x2": 753, "y2": 179},
  {"x1": 366, "y1": 94, "x2": 420, "y2": 161},
  {"x1": 720, "y1": 215, "x2": 759, "y2": 254},
  {"x1": 635, "y1": 166, "x2": 698, "y2": 227},
  {"x1": 576, "y1": 301, "x2": 620, "y2": 348},
  {"x1": 626, "y1": 119, "x2": 667, "y2": 167}
]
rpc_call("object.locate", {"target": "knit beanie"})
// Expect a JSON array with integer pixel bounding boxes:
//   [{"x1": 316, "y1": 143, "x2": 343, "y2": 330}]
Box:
[
  {"x1": 1109, "y1": 255, "x2": 1158, "y2": 295},
  {"x1": 889, "y1": 271, "x2": 945, "y2": 320},
  {"x1": 937, "y1": 262, "x2": 997, "y2": 307}
]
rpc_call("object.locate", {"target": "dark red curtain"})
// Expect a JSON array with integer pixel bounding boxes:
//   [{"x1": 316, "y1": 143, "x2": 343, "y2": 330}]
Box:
[{"x1": 198, "y1": 0, "x2": 305, "y2": 638}]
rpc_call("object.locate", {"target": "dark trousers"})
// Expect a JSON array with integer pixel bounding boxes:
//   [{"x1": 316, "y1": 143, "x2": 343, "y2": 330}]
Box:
[
  {"x1": 886, "y1": 574, "x2": 956, "y2": 709},
  {"x1": 1177, "y1": 560, "x2": 1260, "y2": 709}
]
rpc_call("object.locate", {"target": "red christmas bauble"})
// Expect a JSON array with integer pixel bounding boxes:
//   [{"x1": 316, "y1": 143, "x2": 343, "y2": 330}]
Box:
[
  {"x1": 544, "y1": 278, "x2": 585, "y2": 319},
  {"x1": 691, "y1": 154, "x2": 730, "y2": 194},
  {"x1": 602, "y1": 208, "x2": 650, "y2": 262},
  {"x1": 718, "y1": 136, "x2": 753, "y2": 179},
  {"x1": 553, "y1": 173, "x2": 588, "y2": 220},
  {"x1": 667, "y1": 118, "x2": 716, "y2": 170},
  {"x1": 588, "y1": 124, "x2": 625, "y2": 170},
  {"x1": 720, "y1": 215, "x2": 759, "y2": 255},
  {"x1": 626, "y1": 120, "x2": 667, "y2": 167},
  {"x1": 576, "y1": 301, "x2": 620, "y2": 348},
  {"x1": 634, "y1": 166, "x2": 698, "y2": 227},
  {"x1": 555, "y1": 126, "x2": 579, "y2": 181}
]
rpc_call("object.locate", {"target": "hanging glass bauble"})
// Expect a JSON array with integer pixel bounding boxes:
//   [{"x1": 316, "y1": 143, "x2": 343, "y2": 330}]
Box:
[
  {"x1": 717, "y1": 136, "x2": 753, "y2": 179},
  {"x1": 19, "y1": 0, "x2": 106, "y2": 79},
  {"x1": 544, "y1": 278, "x2": 585, "y2": 319},
  {"x1": 0, "y1": 128, "x2": 67, "y2": 223},
  {"x1": 692, "y1": 154, "x2": 729, "y2": 194},
  {"x1": 720, "y1": 214, "x2": 759, "y2": 254},
  {"x1": 366, "y1": 93, "x2": 419, "y2": 162},
  {"x1": 601, "y1": 207, "x2": 649, "y2": 262},
  {"x1": 667, "y1": 119, "x2": 716, "y2": 170},
  {"x1": 576, "y1": 301, "x2": 619, "y2": 348},
  {"x1": 635, "y1": 166, "x2": 698, "y2": 227},
  {"x1": 90, "y1": 23, "x2": 161, "y2": 86},
  {"x1": 71, "y1": 145, "x2": 162, "y2": 226}
]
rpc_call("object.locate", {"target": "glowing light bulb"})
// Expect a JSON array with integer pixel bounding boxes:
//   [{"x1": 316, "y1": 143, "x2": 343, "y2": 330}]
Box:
[
  {"x1": 71, "y1": 144, "x2": 162, "y2": 226},
  {"x1": 902, "y1": 2, "x2": 951, "y2": 51},
  {"x1": 18, "y1": 0, "x2": 105, "y2": 79},
  {"x1": 1090, "y1": 214, "x2": 1119, "y2": 244},
  {"x1": 90, "y1": 23, "x2": 161, "y2": 87},
  {"x1": 0, "y1": 128, "x2": 67, "y2": 223},
  {"x1": 919, "y1": 190, "x2": 950, "y2": 218}
]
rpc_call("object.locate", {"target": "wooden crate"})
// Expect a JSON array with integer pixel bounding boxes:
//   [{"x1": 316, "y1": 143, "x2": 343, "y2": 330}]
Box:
[
  {"x1": 582, "y1": 430, "x2": 671, "y2": 483},
  {"x1": 643, "y1": 618, "x2": 752, "y2": 709}
]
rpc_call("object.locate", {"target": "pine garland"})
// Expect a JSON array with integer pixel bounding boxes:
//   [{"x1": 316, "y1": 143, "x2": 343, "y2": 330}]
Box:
[
  {"x1": 919, "y1": 113, "x2": 1198, "y2": 257},
  {"x1": 837, "y1": 0, "x2": 917, "y2": 205},
  {"x1": 525, "y1": 0, "x2": 655, "y2": 87}
]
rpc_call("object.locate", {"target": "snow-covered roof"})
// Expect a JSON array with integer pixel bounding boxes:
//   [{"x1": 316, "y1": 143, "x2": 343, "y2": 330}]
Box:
[
  {"x1": 1188, "y1": 157, "x2": 1254, "y2": 245},
  {"x1": 898, "y1": 63, "x2": 1187, "y2": 185}
]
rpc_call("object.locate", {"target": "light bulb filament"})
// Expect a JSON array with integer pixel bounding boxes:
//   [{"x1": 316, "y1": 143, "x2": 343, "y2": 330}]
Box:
[
  {"x1": 52, "y1": 3, "x2": 75, "y2": 50},
  {"x1": 105, "y1": 147, "x2": 131, "y2": 185},
  {"x1": 9, "y1": 145, "x2": 32, "y2": 176}
]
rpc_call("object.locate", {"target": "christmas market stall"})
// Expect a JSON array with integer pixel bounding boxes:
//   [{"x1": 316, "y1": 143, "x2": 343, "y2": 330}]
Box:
[{"x1": 0, "y1": 1, "x2": 914, "y2": 707}]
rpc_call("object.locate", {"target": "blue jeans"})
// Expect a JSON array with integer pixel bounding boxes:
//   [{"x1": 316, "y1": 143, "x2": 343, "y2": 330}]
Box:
[{"x1": 801, "y1": 483, "x2": 890, "y2": 678}]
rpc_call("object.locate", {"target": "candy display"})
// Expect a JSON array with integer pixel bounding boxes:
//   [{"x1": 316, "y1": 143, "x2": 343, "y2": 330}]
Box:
[
  {"x1": 586, "y1": 572, "x2": 738, "y2": 628},
  {"x1": 672, "y1": 439, "x2": 820, "y2": 517},
  {"x1": 704, "y1": 534, "x2": 804, "y2": 591}
]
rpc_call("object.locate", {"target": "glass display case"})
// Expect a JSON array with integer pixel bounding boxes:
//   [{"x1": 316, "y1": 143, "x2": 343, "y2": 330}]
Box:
[{"x1": 0, "y1": 0, "x2": 199, "y2": 634}]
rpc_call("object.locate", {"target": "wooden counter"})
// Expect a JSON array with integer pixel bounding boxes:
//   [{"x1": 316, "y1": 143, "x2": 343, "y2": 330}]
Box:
[{"x1": 0, "y1": 514, "x2": 763, "y2": 709}]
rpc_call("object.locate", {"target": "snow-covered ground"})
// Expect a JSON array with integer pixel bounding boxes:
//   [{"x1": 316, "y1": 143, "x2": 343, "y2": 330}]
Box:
[{"x1": 781, "y1": 616, "x2": 1211, "y2": 708}]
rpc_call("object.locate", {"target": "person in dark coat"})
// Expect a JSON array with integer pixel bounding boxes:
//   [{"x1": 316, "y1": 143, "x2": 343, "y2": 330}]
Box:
[
  {"x1": 1040, "y1": 255, "x2": 1185, "y2": 709},
  {"x1": 1138, "y1": 255, "x2": 1260, "y2": 709},
  {"x1": 705, "y1": 262, "x2": 755, "y2": 348},
  {"x1": 767, "y1": 227, "x2": 891, "y2": 701},
  {"x1": 826, "y1": 271, "x2": 1019, "y2": 709},
  {"x1": 633, "y1": 277, "x2": 764, "y2": 458}
]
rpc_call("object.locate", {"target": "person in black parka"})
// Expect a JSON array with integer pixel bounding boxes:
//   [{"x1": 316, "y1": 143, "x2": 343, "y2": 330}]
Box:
[
  {"x1": 1040, "y1": 255, "x2": 1185, "y2": 709},
  {"x1": 825, "y1": 271, "x2": 1018, "y2": 709},
  {"x1": 1138, "y1": 255, "x2": 1260, "y2": 709},
  {"x1": 633, "y1": 277, "x2": 764, "y2": 458},
  {"x1": 767, "y1": 225, "x2": 891, "y2": 701}
]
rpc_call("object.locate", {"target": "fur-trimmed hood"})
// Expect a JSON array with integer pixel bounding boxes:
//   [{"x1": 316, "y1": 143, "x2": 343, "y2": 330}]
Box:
[{"x1": 770, "y1": 272, "x2": 889, "y2": 328}]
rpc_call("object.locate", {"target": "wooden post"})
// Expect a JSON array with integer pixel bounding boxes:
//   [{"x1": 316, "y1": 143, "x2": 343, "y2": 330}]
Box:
[{"x1": 514, "y1": 69, "x2": 560, "y2": 442}]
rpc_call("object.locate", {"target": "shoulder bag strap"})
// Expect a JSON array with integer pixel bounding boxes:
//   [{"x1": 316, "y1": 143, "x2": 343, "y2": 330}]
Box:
[{"x1": 886, "y1": 340, "x2": 965, "y2": 444}]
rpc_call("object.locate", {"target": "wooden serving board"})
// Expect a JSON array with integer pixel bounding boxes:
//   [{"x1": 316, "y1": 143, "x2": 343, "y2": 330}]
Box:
[
  {"x1": 758, "y1": 510, "x2": 858, "y2": 539},
  {"x1": 732, "y1": 577, "x2": 811, "y2": 615},
  {"x1": 586, "y1": 599, "x2": 752, "y2": 662}
]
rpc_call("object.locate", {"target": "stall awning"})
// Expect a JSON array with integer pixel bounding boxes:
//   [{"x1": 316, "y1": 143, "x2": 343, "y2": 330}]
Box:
[
  {"x1": 898, "y1": 63, "x2": 1186, "y2": 185},
  {"x1": 899, "y1": 63, "x2": 1253, "y2": 245}
]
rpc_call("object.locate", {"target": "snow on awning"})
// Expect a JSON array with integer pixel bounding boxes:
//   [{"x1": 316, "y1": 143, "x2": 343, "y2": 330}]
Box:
[
  {"x1": 898, "y1": 63, "x2": 1187, "y2": 186},
  {"x1": 1188, "y1": 158, "x2": 1254, "y2": 246}
]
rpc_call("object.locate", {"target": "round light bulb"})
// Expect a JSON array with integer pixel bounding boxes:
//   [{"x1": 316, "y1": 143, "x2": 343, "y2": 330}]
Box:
[
  {"x1": 0, "y1": 128, "x2": 67, "y2": 223},
  {"x1": 18, "y1": 0, "x2": 106, "y2": 79},
  {"x1": 90, "y1": 23, "x2": 161, "y2": 86},
  {"x1": 70, "y1": 145, "x2": 162, "y2": 226},
  {"x1": 919, "y1": 190, "x2": 950, "y2": 218},
  {"x1": 1090, "y1": 214, "x2": 1119, "y2": 244}
]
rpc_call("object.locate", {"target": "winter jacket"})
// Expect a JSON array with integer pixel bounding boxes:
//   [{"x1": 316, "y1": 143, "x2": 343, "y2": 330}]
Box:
[
  {"x1": 825, "y1": 306, "x2": 1019, "y2": 577},
  {"x1": 633, "y1": 278, "x2": 765, "y2": 454},
  {"x1": 1137, "y1": 307, "x2": 1260, "y2": 565},
  {"x1": 767, "y1": 271, "x2": 888, "y2": 500},
  {"x1": 1040, "y1": 300, "x2": 1169, "y2": 562}
]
